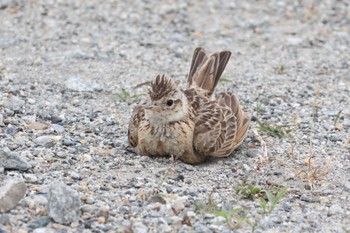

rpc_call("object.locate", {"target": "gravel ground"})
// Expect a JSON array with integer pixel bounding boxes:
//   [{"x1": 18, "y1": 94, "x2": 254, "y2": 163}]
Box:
[{"x1": 1, "y1": 0, "x2": 350, "y2": 232}]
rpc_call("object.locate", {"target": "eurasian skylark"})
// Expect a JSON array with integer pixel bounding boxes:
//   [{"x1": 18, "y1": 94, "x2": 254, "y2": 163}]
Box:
[{"x1": 128, "y1": 47, "x2": 250, "y2": 164}]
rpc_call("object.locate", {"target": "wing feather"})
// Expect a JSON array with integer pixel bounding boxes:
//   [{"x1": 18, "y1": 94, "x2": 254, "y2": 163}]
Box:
[
  {"x1": 192, "y1": 93, "x2": 250, "y2": 157},
  {"x1": 128, "y1": 105, "x2": 144, "y2": 147}
]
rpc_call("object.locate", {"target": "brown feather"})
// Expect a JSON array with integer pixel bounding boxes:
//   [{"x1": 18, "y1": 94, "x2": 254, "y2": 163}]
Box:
[
  {"x1": 187, "y1": 48, "x2": 231, "y2": 97},
  {"x1": 149, "y1": 75, "x2": 179, "y2": 101}
]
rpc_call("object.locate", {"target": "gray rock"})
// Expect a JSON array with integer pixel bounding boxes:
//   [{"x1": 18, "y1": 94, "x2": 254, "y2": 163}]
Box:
[
  {"x1": 300, "y1": 194, "x2": 319, "y2": 203},
  {"x1": 193, "y1": 223, "x2": 211, "y2": 233},
  {"x1": 34, "y1": 135, "x2": 61, "y2": 147},
  {"x1": 28, "y1": 216, "x2": 51, "y2": 230},
  {"x1": 51, "y1": 124, "x2": 64, "y2": 133},
  {"x1": 32, "y1": 227, "x2": 56, "y2": 233},
  {"x1": 62, "y1": 137, "x2": 77, "y2": 146},
  {"x1": 0, "y1": 213, "x2": 10, "y2": 225},
  {"x1": 47, "y1": 181, "x2": 80, "y2": 224},
  {"x1": 132, "y1": 222, "x2": 148, "y2": 233},
  {"x1": 0, "y1": 113, "x2": 4, "y2": 126},
  {"x1": 0, "y1": 225, "x2": 11, "y2": 233},
  {"x1": 0, "y1": 179, "x2": 26, "y2": 212},
  {"x1": 247, "y1": 148, "x2": 261, "y2": 157},
  {"x1": 329, "y1": 204, "x2": 343, "y2": 215},
  {"x1": 64, "y1": 76, "x2": 103, "y2": 92},
  {"x1": 0, "y1": 147, "x2": 31, "y2": 171},
  {"x1": 3, "y1": 96, "x2": 25, "y2": 111}
]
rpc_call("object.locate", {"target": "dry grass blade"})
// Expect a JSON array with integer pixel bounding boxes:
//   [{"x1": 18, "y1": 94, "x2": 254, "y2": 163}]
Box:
[{"x1": 252, "y1": 129, "x2": 268, "y2": 163}]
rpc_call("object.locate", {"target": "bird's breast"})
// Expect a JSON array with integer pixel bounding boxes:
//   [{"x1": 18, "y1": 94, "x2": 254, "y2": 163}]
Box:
[{"x1": 137, "y1": 120, "x2": 194, "y2": 157}]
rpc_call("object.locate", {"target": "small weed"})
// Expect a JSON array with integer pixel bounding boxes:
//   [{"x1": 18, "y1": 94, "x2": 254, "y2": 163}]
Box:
[
  {"x1": 215, "y1": 208, "x2": 253, "y2": 229},
  {"x1": 275, "y1": 65, "x2": 285, "y2": 75},
  {"x1": 333, "y1": 110, "x2": 342, "y2": 126},
  {"x1": 254, "y1": 102, "x2": 263, "y2": 114},
  {"x1": 257, "y1": 122, "x2": 288, "y2": 138},
  {"x1": 219, "y1": 77, "x2": 231, "y2": 83},
  {"x1": 116, "y1": 87, "x2": 144, "y2": 104},
  {"x1": 258, "y1": 187, "x2": 287, "y2": 214},
  {"x1": 194, "y1": 189, "x2": 217, "y2": 213},
  {"x1": 236, "y1": 185, "x2": 264, "y2": 200}
]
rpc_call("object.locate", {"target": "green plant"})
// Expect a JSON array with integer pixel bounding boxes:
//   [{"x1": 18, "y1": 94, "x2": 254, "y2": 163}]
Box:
[
  {"x1": 219, "y1": 77, "x2": 231, "y2": 83},
  {"x1": 258, "y1": 187, "x2": 287, "y2": 214},
  {"x1": 236, "y1": 185, "x2": 263, "y2": 200},
  {"x1": 258, "y1": 122, "x2": 288, "y2": 138},
  {"x1": 215, "y1": 208, "x2": 253, "y2": 229},
  {"x1": 116, "y1": 87, "x2": 143, "y2": 103},
  {"x1": 275, "y1": 65, "x2": 285, "y2": 75}
]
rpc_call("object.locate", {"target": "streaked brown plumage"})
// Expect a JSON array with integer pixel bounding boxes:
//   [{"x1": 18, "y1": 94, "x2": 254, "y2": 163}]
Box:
[{"x1": 128, "y1": 47, "x2": 250, "y2": 164}]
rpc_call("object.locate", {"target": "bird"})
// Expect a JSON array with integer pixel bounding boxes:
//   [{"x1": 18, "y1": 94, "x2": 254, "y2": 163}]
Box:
[{"x1": 128, "y1": 47, "x2": 250, "y2": 164}]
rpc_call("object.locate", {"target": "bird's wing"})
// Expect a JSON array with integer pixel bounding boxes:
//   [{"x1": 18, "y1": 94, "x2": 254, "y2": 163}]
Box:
[
  {"x1": 128, "y1": 105, "x2": 144, "y2": 147},
  {"x1": 193, "y1": 93, "x2": 250, "y2": 157}
]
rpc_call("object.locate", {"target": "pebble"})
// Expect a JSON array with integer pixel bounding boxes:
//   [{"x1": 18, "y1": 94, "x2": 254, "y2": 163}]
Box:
[
  {"x1": 0, "y1": 179, "x2": 27, "y2": 212},
  {"x1": 65, "y1": 76, "x2": 103, "y2": 92},
  {"x1": 34, "y1": 135, "x2": 61, "y2": 147},
  {"x1": 0, "y1": 113, "x2": 4, "y2": 126},
  {"x1": 329, "y1": 204, "x2": 343, "y2": 215},
  {"x1": 131, "y1": 222, "x2": 148, "y2": 233},
  {"x1": 3, "y1": 96, "x2": 25, "y2": 111},
  {"x1": 149, "y1": 195, "x2": 166, "y2": 204},
  {"x1": 47, "y1": 181, "x2": 80, "y2": 224},
  {"x1": 27, "y1": 122, "x2": 48, "y2": 130},
  {"x1": 51, "y1": 124, "x2": 64, "y2": 133},
  {"x1": 62, "y1": 137, "x2": 77, "y2": 146},
  {"x1": 300, "y1": 194, "x2": 319, "y2": 203},
  {"x1": 27, "y1": 216, "x2": 51, "y2": 230},
  {"x1": 0, "y1": 147, "x2": 31, "y2": 171},
  {"x1": 23, "y1": 173, "x2": 38, "y2": 183},
  {"x1": 247, "y1": 148, "x2": 261, "y2": 157}
]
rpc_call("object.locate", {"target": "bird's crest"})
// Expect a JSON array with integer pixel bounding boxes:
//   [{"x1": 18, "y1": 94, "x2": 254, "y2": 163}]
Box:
[{"x1": 149, "y1": 75, "x2": 179, "y2": 101}]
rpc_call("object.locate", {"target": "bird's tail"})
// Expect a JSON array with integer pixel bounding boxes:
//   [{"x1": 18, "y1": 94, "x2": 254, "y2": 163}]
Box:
[{"x1": 187, "y1": 47, "x2": 231, "y2": 97}]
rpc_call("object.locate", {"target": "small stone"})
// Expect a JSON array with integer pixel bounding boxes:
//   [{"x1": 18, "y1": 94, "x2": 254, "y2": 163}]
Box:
[
  {"x1": 34, "y1": 135, "x2": 61, "y2": 147},
  {"x1": 48, "y1": 181, "x2": 80, "y2": 224},
  {"x1": 5, "y1": 127, "x2": 17, "y2": 136},
  {"x1": 65, "y1": 76, "x2": 103, "y2": 92},
  {"x1": 247, "y1": 148, "x2": 261, "y2": 157},
  {"x1": 0, "y1": 179, "x2": 26, "y2": 212},
  {"x1": 329, "y1": 135, "x2": 344, "y2": 142},
  {"x1": 0, "y1": 147, "x2": 31, "y2": 171},
  {"x1": 300, "y1": 194, "x2": 319, "y2": 203},
  {"x1": 329, "y1": 204, "x2": 343, "y2": 215},
  {"x1": 50, "y1": 115, "x2": 63, "y2": 124},
  {"x1": 96, "y1": 216, "x2": 106, "y2": 224},
  {"x1": 23, "y1": 173, "x2": 38, "y2": 183},
  {"x1": 27, "y1": 122, "x2": 48, "y2": 130},
  {"x1": 3, "y1": 96, "x2": 25, "y2": 111},
  {"x1": 28, "y1": 216, "x2": 51, "y2": 230},
  {"x1": 0, "y1": 114, "x2": 4, "y2": 126},
  {"x1": 0, "y1": 213, "x2": 10, "y2": 225},
  {"x1": 70, "y1": 171, "x2": 81, "y2": 180},
  {"x1": 51, "y1": 124, "x2": 64, "y2": 133},
  {"x1": 193, "y1": 223, "x2": 211, "y2": 233},
  {"x1": 334, "y1": 123, "x2": 343, "y2": 131},
  {"x1": 132, "y1": 222, "x2": 148, "y2": 233},
  {"x1": 0, "y1": 225, "x2": 11, "y2": 233},
  {"x1": 32, "y1": 227, "x2": 56, "y2": 233},
  {"x1": 171, "y1": 197, "x2": 187, "y2": 215},
  {"x1": 97, "y1": 206, "x2": 110, "y2": 220},
  {"x1": 62, "y1": 137, "x2": 77, "y2": 146},
  {"x1": 320, "y1": 197, "x2": 331, "y2": 205},
  {"x1": 149, "y1": 195, "x2": 166, "y2": 204}
]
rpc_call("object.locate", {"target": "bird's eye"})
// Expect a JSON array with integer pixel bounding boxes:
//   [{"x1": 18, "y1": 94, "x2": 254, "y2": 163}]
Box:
[{"x1": 166, "y1": 99, "x2": 173, "y2": 106}]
